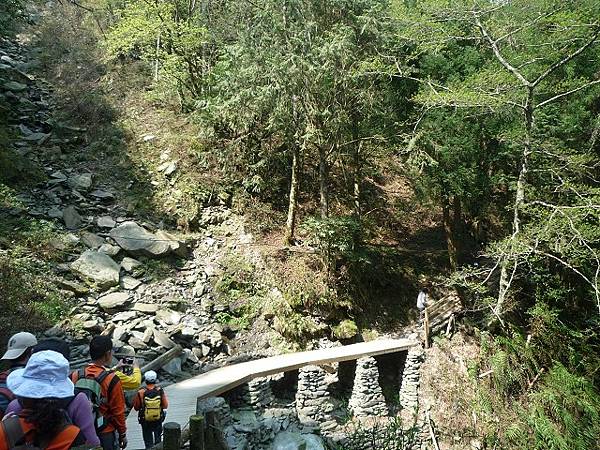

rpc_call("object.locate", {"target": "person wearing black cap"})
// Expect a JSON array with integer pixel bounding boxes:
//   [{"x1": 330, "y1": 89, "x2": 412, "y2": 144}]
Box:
[
  {"x1": 70, "y1": 335, "x2": 127, "y2": 450},
  {"x1": 0, "y1": 332, "x2": 38, "y2": 419}
]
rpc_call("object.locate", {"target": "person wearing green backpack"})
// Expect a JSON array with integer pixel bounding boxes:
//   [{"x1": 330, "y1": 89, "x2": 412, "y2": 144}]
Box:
[
  {"x1": 70, "y1": 336, "x2": 127, "y2": 450},
  {"x1": 132, "y1": 371, "x2": 168, "y2": 450}
]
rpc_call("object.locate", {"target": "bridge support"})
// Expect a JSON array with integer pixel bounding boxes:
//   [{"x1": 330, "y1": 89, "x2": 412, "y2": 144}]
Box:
[
  {"x1": 295, "y1": 365, "x2": 335, "y2": 428},
  {"x1": 348, "y1": 356, "x2": 388, "y2": 417},
  {"x1": 399, "y1": 346, "x2": 425, "y2": 413}
]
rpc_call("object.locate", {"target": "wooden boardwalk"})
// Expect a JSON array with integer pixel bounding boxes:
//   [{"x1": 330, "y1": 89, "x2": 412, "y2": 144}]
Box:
[{"x1": 126, "y1": 338, "x2": 417, "y2": 448}]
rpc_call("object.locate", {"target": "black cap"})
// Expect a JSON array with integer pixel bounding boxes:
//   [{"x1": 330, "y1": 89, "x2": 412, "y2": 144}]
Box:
[{"x1": 33, "y1": 338, "x2": 71, "y2": 360}]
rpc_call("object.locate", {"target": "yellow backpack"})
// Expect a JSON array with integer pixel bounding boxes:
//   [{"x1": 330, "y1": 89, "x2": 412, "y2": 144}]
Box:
[{"x1": 141, "y1": 388, "x2": 163, "y2": 422}]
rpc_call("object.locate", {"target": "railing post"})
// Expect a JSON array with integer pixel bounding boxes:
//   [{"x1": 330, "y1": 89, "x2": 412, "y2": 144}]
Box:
[
  {"x1": 189, "y1": 415, "x2": 206, "y2": 450},
  {"x1": 163, "y1": 422, "x2": 181, "y2": 450},
  {"x1": 424, "y1": 308, "x2": 430, "y2": 348}
]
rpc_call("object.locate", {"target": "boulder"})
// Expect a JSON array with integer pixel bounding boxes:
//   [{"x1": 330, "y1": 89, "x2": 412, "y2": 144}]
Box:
[
  {"x1": 98, "y1": 292, "x2": 131, "y2": 311},
  {"x1": 271, "y1": 432, "x2": 306, "y2": 450},
  {"x1": 71, "y1": 250, "x2": 120, "y2": 290},
  {"x1": 120, "y1": 275, "x2": 141, "y2": 290},
  {"x1": 81, "y1": 231, "x2": 105, "y2": 249},
  {"x1": 97, "y1": 216, "x2": 116, "y2": 229},
  {"x1": 4, "y1": 81, "x2": 27, "y2": 92},
  {"x1": 153, "y1": 329, "x2": 176, "y2": 349},
  {"x1": 68, "y1": 173, "x2": 93, "y2": 191},
  {"x1": 162, "y1": 357, "x2": 182, "y2": 376},
  {"x1": 62, "y1": 206, "x2": 82, "y2": 229},
  {"x1": 98, "y1": 243, "x2": 120, "y2": 256},
  {"x1": 121, "y1": 257, "x2": 142, "y2": 273},
  {"x1": 155, "y1": 309, "x2": 181, "y2": 325},
  {"x1": 110, "y1": 221, "x2": 171, "y2": 257}
]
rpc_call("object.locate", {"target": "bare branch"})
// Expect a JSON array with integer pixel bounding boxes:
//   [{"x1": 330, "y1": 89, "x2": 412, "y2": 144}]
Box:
[
  {"x1": 536, "y1": 79, "x2": 600, "y2": 108},
  {"x1": 533, "y1": 27, "x2": 600, "y2": 86},
  {"x1": 473, "y1": 14, "x2": 532, "y2": 87}
]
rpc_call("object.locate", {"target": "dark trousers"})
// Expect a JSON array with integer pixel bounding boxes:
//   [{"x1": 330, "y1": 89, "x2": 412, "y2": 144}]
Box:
[
  {"x1": 141, "y1": 421, "x2": 163, "y2": 450},
  {"x1": 99, "y1": 431, "x2": 118, "y2": 450}
]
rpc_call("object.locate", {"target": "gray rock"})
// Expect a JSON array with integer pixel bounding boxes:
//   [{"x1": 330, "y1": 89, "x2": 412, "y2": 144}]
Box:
[
  {"x1": 162, "y1": 357, "x2": 182, "y2": 376},
  {"x1": 71, "y1": 250, "x2": 120, "y2": 290},
  {"x1": 97, "y1": 216, "x2": 116, "y2": 228},
  {"x1": 120, "y1": 275, "x2": 141, "y2": 290},
  {"x1": 56, "y1": 278, "x2": 89, "y2": 295},
  {"x1": 90, "y1": 189, "x2": 114, "y2": 200},
  {"x1": 98, "y1": 243, "x2": 120, "y2": 256},
  {"x1": 133, "y1": 302, "x2": 159, "y2": 313},
  {"x1": 112, "y1": 311, "x2": 138, "y2": 322},
  {"x1": 98, "y1": 292, "x2": 131, "y2": 310},
  {"x1": 153, "y1": 329, "x2": 176, "y2": 349},
  {"x1": 81, "y1": 231, "x2": 105, "y2": 249},
  {"x1": 110, "y1": 221, "x2": 171, "y2": 257},
  {"x1": 113, "y1": 326, "x2": 128, "y2": 342},
  {"x1": 120, "y1": 257, "x2": 142, "y2": 273},
  {"x1": 62, "y1": 206, "x2": 82, "y2": 229},
  {"x1": 47, "y1": 207, "x2": 63, "y2": 219},
  {"x1": 155, "y1": 309, "x2": 181, "y2": 325},
  {"x1": 271, "y1": 432, "x2": 321, "y2": 450},
  {"x1": 4, "y1": 81, "x2": 27, "y2": 92},
  {"x1": 68, "y1": 173, "x2": 93, "y2": 191}
]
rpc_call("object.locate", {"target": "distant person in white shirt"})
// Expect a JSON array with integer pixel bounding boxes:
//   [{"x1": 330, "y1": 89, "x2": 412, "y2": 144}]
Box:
[{"x1": 417, "y1": 287, "x2": 429, "y2": 320}]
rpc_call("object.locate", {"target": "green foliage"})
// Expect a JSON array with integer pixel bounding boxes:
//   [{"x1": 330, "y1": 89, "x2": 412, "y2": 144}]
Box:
[
  {"x1": 332, "y1": 319, "x2": 359, "y2": 340},
  {"x1": 105, "y1": 0, "x2": 208, "y2": 101},
  {"x1": 0, "y1": 0, "x2": 23, "y2": 37},
  {"x1": 303, "y1": 215, "x2": 365, "y2": 275},
  {"x1": 332, "y1": 416, "x2": 421, "y2": 450}
]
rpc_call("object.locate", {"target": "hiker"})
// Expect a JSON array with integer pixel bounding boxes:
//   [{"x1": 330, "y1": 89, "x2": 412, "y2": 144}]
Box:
[
  {"x1": 0, "y1": 350, "x2": 85, "y2": 450},
  {"x1": 0, "y1": 332, "x2": 38, "y2": 419},
  {"x1": 113, "y1": 347, "x2": 142, "y2": 391},
  {"x1": 4, "y1": 339, "x2": 101, "y2": 447},
  {"x1": 417, "y1": 287, "x2": 429, "y2": 320},
  {"x1": 132, "y1": 371, "x2": 169, "y2": 450},
  {"x1": 70, "y1": 335, "x2": 127, "y2": 450}
]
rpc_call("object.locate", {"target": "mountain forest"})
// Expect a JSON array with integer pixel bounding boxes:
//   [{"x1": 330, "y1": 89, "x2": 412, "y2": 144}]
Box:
[{"x1": 1, "y1": 0, "x2": 599, "y2": 449}]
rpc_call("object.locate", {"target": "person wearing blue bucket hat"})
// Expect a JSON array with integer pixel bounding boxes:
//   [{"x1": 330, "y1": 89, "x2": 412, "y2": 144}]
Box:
[{"x1": 0, "y1": 351, "x2": 86, "y2": 450}]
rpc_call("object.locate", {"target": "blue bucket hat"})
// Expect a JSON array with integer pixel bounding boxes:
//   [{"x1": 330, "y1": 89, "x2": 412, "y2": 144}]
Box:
[{"x1": 7, "y1": 350, "x2": 74, "y2": 399}]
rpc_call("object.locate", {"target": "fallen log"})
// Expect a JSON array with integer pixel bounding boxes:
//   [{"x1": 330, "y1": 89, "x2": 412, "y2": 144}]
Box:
[{"x1": 141, "y1": 345, "x2": 183, "y2": 373}]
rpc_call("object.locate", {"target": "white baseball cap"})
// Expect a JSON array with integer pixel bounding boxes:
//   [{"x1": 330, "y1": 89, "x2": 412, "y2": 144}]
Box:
[
  {"x1": 1, "y1": 332, "x2": 38, "y2": 361},
  {"x1": 144, "y1": 370, "x2": 157, "y2": 383},
  {"x1": 7, "y1": 350, "x2": 74, "y2": 399}
]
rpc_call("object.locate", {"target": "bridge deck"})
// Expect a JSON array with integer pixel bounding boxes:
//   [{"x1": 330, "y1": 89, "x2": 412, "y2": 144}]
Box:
[{"x1": 126, "y1": 338, "x2": 417, "y2": 448}]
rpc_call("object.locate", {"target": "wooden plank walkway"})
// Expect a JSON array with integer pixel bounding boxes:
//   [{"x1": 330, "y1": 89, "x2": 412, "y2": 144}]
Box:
[{"x1": 126, "y1": 338, "x2": 417, "y2": 448}]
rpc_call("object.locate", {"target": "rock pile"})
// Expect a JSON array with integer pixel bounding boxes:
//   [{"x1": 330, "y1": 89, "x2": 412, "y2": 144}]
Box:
[
  {"x1": 348, "y1": 357, "x2": 388, "y2": 418},
  {"x1": 295, "y1": 365, "x2": 336, "y2": 429}
]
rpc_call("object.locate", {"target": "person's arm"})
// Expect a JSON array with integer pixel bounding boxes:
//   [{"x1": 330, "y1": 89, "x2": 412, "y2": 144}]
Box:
[
  {"x1": 132, "y1": 390, "x2": 142, "y2": 411},
  {"x1": 108, "y1": 376, "x2": 127, "y2": 443},
  {"x1": 113, "y1": 369, "x2": 142, "y2": 390},
  {"x1": 161, "y1": 390, "x2": 169, "y2": 409},
  {"x1": 113, "y1": 360, "x2": 142, "y2": 390},
  {"x1": 69, "y1": 393, "x2": 101, "y2": 446}
]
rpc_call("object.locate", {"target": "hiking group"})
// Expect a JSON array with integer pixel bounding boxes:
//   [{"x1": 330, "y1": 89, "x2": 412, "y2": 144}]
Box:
[{"x1": 0, "y1": 332, "x2": 169, "y2": 450}]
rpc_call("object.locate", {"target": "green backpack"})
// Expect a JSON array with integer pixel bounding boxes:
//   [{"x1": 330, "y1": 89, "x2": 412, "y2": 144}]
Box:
[{"x1": 73, "y1": 369, "x2": 114, "y2": 432}]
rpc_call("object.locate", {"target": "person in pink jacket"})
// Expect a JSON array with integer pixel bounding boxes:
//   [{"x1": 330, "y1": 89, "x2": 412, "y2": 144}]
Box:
[{"x1": 4, "y1": 339, "x2": 101, "y2": 447}]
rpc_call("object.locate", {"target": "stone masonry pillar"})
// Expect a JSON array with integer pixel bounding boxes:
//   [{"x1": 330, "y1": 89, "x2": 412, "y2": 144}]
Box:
[
  {"x1": 295, "y1": 365, "x2": 335, "y2": 428},
  {"x1": 348, "y1": 356, "x2": 388, "y2": 417},
  {"x1": 399, "y1": 346, "x2": 425, "y2": 412}
]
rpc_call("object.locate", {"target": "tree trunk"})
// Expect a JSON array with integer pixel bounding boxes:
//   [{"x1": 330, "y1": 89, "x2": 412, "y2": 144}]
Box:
[
  {"x1": 495, "y1": 89, "x2": 534, "y2": 317},
  {"x1": 284, "y1": 143, "x2": 300, "y2": 245},
  {"x1": 443, "y1": 197, "x2": 459, "y2": 271},
  {"x1": 353, "y1": 136, "x2": 362, "y2": 220},
  {"x1": 318, "y1": 145, "x2": 329, "y2": 218}
]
